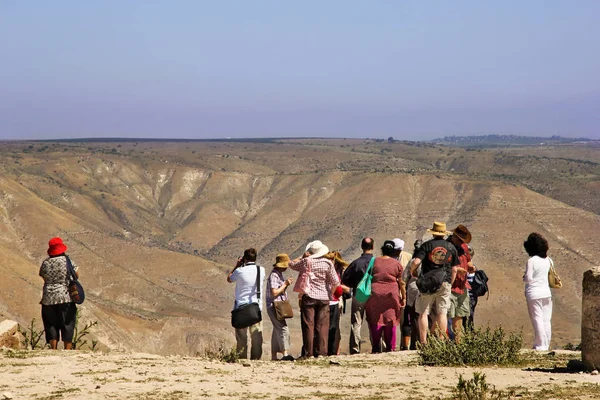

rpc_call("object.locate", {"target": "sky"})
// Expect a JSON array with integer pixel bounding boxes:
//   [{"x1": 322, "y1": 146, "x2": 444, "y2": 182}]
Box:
[{"x1": 1, "y1": 1, "x2": 599, "y2": 140}]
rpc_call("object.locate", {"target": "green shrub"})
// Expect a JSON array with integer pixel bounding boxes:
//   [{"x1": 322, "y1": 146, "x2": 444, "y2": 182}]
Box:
[
  {"x1": 451, "y1": 372, "x2": 515, "y2": 400},
  {"x1": 562, "y1": 342, "x2": 582, "y2": 351},
  {"x1": 202, "y1": 341, "x2": 241, "y2": 363},
  {"x1": 418, "y1": 326, "x2": 523, "y2": 367},
  {"x1": 72, "y1": 309, "x2": 98, "y2": 350},
  {"x1": 18, "y1": 318, "x2": 46, "y2": 350}
]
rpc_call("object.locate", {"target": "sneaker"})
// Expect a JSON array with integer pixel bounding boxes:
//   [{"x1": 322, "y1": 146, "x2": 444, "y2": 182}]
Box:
[{"x1": 281, "y1": 355, "x2": 295, "y2": 361}]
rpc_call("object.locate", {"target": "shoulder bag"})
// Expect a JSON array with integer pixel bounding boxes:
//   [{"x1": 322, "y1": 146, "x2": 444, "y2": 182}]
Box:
[
  {"x1": 293, "y1": 258, "x2": 312, "y2": 294},
  {"x1": 231, "y1": 265, "x2": 263, "y2": 329},
  {"x1": 66, "y1": 256, "x2": 85, "y2": 304},
  {"x1": 548, "y1": 258, "x2": 562, "y2": 289},
  {"x1": 355, "y1": 256, "x2": 376, "y2": 303},
  {"x1": 274, "y1": 299, "x2": 294, "y2": 320}
]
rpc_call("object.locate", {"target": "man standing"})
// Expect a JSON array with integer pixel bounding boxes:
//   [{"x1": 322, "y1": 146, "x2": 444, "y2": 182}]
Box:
[
  {"x1": 342, "y1": 237, "x2": 374, "y2": 354},
  {"x1": 447, "y1": 225, "x2": 475, "y2": 342},
  {"x1": 227, "y1": 248, "x2": 265, "y2": 360},
  {"x1": 411, "y1": 222, "x2": 460, "y2": 344}
]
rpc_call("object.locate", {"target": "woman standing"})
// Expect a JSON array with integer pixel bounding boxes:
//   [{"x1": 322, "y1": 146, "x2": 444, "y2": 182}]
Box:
[
  {"x1": 266, "y1": 254, "x2": 294, "y2": 361},
  {"x1": 324, "y1": 251, "x2": 350, "y2": 355},
  {"x1": 365, "y1": 239, "x2": 406, "y2": 352},
  {"x1": 39, "y1": 237, "x2": 78, "y2": 350},
  {"x1": 289, "y1": 240, "x2": 340, "y2": 358},
  {"x1": 523, "y1": 232, "x2": 553, "y2": 351}
]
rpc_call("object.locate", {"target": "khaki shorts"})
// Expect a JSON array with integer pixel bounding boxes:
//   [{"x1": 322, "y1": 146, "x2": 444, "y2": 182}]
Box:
[
  {"x1": 448, "y1": 290, "x2": 470, "y2": 318},
  {"x1": 415, "y1": 282, "x2": 451, "y2": 316}
]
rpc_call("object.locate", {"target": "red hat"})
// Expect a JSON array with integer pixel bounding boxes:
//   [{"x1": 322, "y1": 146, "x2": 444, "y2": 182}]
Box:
[{"x1": 47, "y1": 237, "x2": 67, "y2": 256}]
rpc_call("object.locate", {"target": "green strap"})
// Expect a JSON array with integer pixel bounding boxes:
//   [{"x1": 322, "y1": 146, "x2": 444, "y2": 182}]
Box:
[{"x1": 365, "y1": 256, "x2": 375, "y2": 277}]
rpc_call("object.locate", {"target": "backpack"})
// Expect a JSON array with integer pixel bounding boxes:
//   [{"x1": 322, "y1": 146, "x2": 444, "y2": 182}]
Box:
[
  {"x1": 416, "y1": 267, "x2": 447, "y2": 294},
  {"x1": 416, "y1": 244, "x2": 453, "y2": 294},
  {"x1": 470, "y1": 269, "x2": 489, "y2": 298}
]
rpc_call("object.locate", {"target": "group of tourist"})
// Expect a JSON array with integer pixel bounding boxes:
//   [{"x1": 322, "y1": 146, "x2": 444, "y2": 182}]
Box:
[
  {"x1": 36, "y1": 226, "x2": 557, "y2": 356},
  {"x1": 227, "y1": 222, "x2": 558, "y2": 360}
]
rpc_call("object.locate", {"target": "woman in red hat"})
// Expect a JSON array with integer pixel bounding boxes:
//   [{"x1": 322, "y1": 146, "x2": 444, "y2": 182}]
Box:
[{"x1": 39, "y1": 237, "x2": 79, "y2": 350}]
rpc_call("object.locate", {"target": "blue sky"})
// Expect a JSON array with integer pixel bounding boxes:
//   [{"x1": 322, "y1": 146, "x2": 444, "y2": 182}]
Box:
[{"x1": 1, "y1": 1, "x2": 598, "y2": 140}]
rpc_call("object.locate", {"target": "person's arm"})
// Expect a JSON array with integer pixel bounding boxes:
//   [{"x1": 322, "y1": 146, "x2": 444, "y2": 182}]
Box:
[
  {"x1": 288, "y1": 257, "x2": 307, "y2": 272},
  {"x1": 451, "y1": 266, "x2": 458, "y2": 285},
  {"x1": 467, "y1": 261, "x2": 476, "y2": 273},
  {"x1": 227, "y1": 257, "x2": 244, "y2": 283},
  {"x1": 398, "y1": 279, "x2": 406, "y2": 307},
  {"x1": 271, "y1": 277, "x2": 294, "y2": 297},
  {"x1": 39, "y1": 262, "x2": 45, "y2": 280},
  {"x1": 410, "y1": 258, "x2": 422, "y2": 277},
  {"x1": 523, "y1": 258, "x2": 534, "y2": 283},
  {"x1": 327, "y1": 263, "x2": 341, "y2": 296},
  {"x1": 455, "y1": 267, "x2": 468, "y2": 275},
  {"x1": 71, "y1": 259, "x2": 80, "y2": 279}
]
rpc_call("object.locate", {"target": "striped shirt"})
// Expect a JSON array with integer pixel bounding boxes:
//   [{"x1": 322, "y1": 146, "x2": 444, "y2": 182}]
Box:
[
  {"x1": 289, "y1": 257, "x2": 340, "y2": 301},
  {"x1": 266, "y1": 268, "x2": 288, "y2": 308}
]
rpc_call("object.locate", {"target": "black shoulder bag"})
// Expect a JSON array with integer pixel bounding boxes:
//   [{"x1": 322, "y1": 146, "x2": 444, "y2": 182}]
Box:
[
  {"x1": 416, "y1": 250, "x2": 452, "y2": 295},
  {"x1": 231, "y1": 265, "x2": 262, "y2": 329},
  {"x1": 66, "y1": 256, "x2": 85, "y2": 304}
]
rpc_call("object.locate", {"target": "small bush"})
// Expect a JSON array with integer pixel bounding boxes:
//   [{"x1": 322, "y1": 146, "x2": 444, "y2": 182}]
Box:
[
  {"x1": 418, "y1": 326, "x2": 523, "y2": 367},
  {"x1": 202, "y1": 341, "x2": 241, "y2": 363},
  {"x1": 562, "y1": 342, "x2": 582, "y2": 351},
  {"x1": 451, "y1": 372, "x2": 515, "y2": 400},
  {"x1": 72, "y1": 309, "x2": 98, "y2": 350},
  {"x1": 18, "y1": 318, "x2": 45, "y2": 350}
]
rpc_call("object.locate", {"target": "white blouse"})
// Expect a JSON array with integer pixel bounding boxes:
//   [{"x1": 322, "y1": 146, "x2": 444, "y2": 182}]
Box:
[{"x1": 523, "y1": 255, "x2": 552, "y2": 300}]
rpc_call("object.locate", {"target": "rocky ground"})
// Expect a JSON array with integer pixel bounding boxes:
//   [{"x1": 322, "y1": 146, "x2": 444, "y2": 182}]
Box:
[{"x1": 1, "y1": 349, "x2": 599, "y2": 400}]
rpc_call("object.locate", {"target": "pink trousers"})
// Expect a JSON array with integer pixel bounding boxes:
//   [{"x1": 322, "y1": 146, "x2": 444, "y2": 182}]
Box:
[{"x1": 369, "y1": 323, "x2": 397, "y2": 353}]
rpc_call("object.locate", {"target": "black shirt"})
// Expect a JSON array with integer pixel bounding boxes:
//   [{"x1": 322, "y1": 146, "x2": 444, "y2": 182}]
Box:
[
  {"x1": 414, "y1": 238, "x2": 459, "y2": 283},
  {"x1": 342, "y1": 253, "x2": 374, "y2": 290}
]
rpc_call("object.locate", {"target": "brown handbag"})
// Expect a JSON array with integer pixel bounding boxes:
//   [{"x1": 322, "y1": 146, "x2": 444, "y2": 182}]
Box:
[{"x1": 273, "y1": 300, "x2": 294, "y2": 320}]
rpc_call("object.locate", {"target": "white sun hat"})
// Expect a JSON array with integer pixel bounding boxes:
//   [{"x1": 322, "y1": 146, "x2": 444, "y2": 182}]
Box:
[{"x1": 305, "y1": 240, "x2": 330, "y2": 258}]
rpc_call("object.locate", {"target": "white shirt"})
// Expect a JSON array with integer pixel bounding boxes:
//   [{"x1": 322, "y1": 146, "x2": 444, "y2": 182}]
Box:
[
  {"x1": 230, "y1": 262, "x2": 265, "y2": 311},
  {"x1": 523, "y1": 256, "x2": 552, "y2": 300}
]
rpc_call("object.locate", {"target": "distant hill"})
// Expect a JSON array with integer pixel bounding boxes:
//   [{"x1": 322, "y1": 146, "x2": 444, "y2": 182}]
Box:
[
  {"x1": 432, "y1": 134, "x2": 594, "y2": 147},
  {"x1": 0, "y1": 138, "x2": 598, "y2": 355}
]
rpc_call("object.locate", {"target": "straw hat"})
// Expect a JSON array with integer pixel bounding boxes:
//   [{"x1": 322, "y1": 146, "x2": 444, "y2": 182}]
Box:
[
  {"x1": 452, "y1": 224, "x2": 472, "y2": 244},
  {"x1": 305, "y1": 240, "x2": 330, "y2": 258},
  {"x1": 427, "y1": 221, "x2": 451, "y2": 236},
  {"x1": 273, "y1": 254, "x2": 290, "y2": 268}
]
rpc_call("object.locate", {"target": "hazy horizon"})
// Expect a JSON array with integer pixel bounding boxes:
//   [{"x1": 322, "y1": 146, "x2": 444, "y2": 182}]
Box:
[{"x1": 1, "y1": 1, "x2": 599, "y2": 140}]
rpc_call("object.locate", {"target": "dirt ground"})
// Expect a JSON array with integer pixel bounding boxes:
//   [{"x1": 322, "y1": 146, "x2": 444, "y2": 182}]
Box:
[{"x1": 1, "y1": 349, "x2": 599, "y2": 400}]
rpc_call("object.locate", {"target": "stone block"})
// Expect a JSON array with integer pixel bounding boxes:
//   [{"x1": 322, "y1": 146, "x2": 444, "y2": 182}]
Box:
[
  {"x1": 0, "y1": 320, "x2": 20, "y2": 349},
  {"x1": 582, "y1": 267, "x2": 600, "y2": 371}
]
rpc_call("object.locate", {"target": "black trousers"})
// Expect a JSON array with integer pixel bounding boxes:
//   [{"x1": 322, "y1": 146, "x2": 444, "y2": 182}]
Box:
[
  {"x1": 401, "y1": 304, "x2": 419, "y2": 350},
  {"x1": 328, "y1": 304, "x2": 341, "y2": 355},
  {"x1": 41, "y1": 302, "x2": 77, "y2": 342}
]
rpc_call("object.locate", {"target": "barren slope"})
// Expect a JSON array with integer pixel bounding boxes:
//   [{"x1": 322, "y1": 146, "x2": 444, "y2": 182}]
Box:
[{"x1": 0, "y1": 140, "x2": 597, "y2": 354}]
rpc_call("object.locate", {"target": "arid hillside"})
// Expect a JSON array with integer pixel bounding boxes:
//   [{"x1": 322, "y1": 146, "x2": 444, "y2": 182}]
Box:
[{"x1": 0, "y1": 139, "x2": 598, "y2": 354}]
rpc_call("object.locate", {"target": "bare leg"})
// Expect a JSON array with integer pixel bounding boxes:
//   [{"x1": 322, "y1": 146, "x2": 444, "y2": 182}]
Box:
[
  {"x1": 436, "y1": 312, "x2": 448, "y2": 339},
  {"x1": 452, "y1": 317, "x2": 463, "y2": 343},
  {"x1": 418, "y1": 313, "x2": 429, "y2": 344},
  {"x1": 49, "y1": 340, "x2": 58, "y2": 350},
  {"x1": 64, "y1": 342, "x2": 73, "y2": 350}
]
